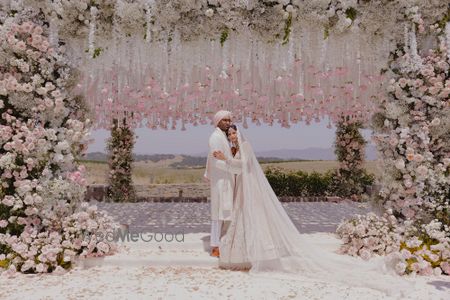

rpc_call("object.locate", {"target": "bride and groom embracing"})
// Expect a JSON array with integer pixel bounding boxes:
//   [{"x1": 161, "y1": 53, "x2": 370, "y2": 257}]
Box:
[
  {"x1": 203, "y1": 110, "x2": 413, "y2": 295},
  {"x1": 204, "y1": 109, "x2": 315, "y2": 272}
]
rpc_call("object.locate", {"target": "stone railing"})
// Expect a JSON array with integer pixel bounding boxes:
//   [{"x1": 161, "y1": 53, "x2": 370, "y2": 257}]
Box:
[{"x1": 85, "y1": 184, "x2": 367, "y2": 203}]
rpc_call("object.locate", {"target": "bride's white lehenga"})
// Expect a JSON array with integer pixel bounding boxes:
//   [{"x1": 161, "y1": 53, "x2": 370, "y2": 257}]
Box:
[
  {"x1": 219, "y1": 150, "x2": 252, "y2": 270},
  {"x1": 218, "y1": 128, "x2": 416, "y2": 296}
]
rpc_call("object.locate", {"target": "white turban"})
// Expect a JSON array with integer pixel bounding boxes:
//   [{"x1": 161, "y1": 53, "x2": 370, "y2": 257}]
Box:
[{"x1": 213, "y1": 110, "x2": 232, "y2": 127}]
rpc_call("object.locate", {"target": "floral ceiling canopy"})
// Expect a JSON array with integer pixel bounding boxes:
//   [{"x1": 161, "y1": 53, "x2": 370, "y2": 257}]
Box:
[{"x1": 1, "y1": 0, "x2": 449, "y2": 130}]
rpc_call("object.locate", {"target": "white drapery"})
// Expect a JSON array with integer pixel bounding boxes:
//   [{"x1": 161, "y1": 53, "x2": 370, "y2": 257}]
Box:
[{"x1": 71, "y1": 24, "x2": 388, "y2": 130}]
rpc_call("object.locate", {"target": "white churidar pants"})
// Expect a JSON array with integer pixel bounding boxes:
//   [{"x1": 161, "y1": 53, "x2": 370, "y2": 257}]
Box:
[{"x1": 210, "y1": 220, "x2": 223, "y2": 247}]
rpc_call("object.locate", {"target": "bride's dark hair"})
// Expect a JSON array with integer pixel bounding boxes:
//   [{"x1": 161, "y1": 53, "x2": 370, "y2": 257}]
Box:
[{"x1": 226, "y1": 124, "x2": 237, "y2": 137}]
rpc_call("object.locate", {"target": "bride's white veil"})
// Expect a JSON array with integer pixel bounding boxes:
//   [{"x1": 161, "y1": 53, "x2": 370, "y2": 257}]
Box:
[{"x1": 235, "y1": 127, "x2": 415, "y2": 296}]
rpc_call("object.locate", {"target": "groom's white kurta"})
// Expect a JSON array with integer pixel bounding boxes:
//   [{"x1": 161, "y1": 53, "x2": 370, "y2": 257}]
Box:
[{"x1": 204, "y1": 127, "x2": 242, "y2": 221}]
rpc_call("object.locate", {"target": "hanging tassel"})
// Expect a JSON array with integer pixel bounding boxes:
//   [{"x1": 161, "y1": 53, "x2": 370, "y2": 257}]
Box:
[
  {"x1": 144, "y1": 0, "x2": 155, "y2": 43},
  {"x1": 446, "y1": 22, "x2": 450, "y2": 62}
]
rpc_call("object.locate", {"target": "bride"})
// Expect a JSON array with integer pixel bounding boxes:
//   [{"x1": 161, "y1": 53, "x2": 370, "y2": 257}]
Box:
[{"x1": 212, "y1": 125, "x2": 415, "y2": 296}]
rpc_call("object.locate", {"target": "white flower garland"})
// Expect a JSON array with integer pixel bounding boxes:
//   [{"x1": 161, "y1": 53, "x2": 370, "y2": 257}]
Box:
[
  {"x1": 88, "y1": 6, "x2": 98, "y2": 57},
  {"x1": 144, "y1": 0, "x2": 155, "y2": 43},
  {"x1": 446, "y1": 21, "x2": 450, "y2": 62}
]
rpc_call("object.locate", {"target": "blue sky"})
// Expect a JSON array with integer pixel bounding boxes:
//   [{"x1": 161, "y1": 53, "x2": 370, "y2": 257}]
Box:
[{"x1": 87, "y1": 122, "x2": 374, "y2": 155}]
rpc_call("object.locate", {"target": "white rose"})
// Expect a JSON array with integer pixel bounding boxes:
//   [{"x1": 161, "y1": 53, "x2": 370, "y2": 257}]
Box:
[
  {"x1": 443, "y1": 158, "x2": 450, "y2": 166},
  {"x1": 359, "y1": 248, "x2": 372, "y2": 261},
  {"x1": 286, "y1": 5, "x2": 295, "y2": 13},
  {"x1": 395, "y1": 159, "x2": 405, "y2": 170},
  {"x1": 395, "y1": 262, "x2": 407, "y2": 274},
  {"x1": 205, "y1": 9, "x2": 214, "y2": 17},
  {"x1": 23, "y1": 194, "x2": 34, "y2": 205},
  {"x1": 431, "y1": 118, "x2": 441, "y2": 126}
]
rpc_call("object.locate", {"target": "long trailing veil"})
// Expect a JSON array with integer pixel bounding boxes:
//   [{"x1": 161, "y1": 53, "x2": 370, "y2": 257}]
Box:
[{"x1": 235, "y1": 127, "x2": 415, "y2": 296}]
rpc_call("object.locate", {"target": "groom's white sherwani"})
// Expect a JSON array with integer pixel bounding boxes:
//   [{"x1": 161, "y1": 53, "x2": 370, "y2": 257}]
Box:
[{"x1": 204, "y1": 127, "x2": 241, "y2": 222}]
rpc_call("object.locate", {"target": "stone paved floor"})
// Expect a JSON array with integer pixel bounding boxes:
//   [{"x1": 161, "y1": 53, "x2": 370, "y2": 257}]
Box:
[{"x1": 96, "y1": 201, "x2": 373, "y2": 234}]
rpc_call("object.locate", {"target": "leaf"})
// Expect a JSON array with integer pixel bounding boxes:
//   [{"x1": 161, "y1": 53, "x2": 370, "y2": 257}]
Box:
[
  {"x1": 92, "y1": 47, "x2": 103, "y2": 59},
  {"x1": 282, "y1": 13, "x2": 292, "y2": 45},
  {"x1": 345, "y1": 7, "x2": 358, "y2": 22},
  {"x1": 0, "y1": 259, "x2": 10, "y2": 268},
  {"x1": 220, "y1": 29, "x2": 229, "y2": 47}
]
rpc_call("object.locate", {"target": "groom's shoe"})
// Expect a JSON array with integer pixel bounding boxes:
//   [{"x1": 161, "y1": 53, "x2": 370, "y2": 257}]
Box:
[{"x1": 210, "y1": 247, "x2": 220, "y2": 258}]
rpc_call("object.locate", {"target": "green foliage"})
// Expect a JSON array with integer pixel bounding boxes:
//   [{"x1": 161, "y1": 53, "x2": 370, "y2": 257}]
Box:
[
  {"x1": 282, "y1": 13, "x2": 292, "y2": 45},
  {"x1": 265, "y1": 167, "x2": 373, "y2": 197},
  {"x1": 323, "y1": 25, "x2": 330, "y2": 40},
  {"x1": 345, "y1": 7, "x2": 358, "y2": 22},
  {"x1": 92, "y1": 47, "x2": 103, "y2": 58},
  {"x1": 220, "y1": 28, "x2": 229, "y2": 47},
  {"x1": 437, "y1": 8, "x2": 450, "y2": 30},
  {"x1": 332, "y1": 117, "x2": 372, "y2": 197},
  {"x1": 327, "y1": 168, "x2": 375, "y2": 197}
]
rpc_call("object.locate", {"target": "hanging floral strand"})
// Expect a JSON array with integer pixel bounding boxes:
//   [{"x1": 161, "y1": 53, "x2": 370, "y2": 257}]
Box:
[{"x1": 88, "y1": 6, "x2": 98, "y2": 58}]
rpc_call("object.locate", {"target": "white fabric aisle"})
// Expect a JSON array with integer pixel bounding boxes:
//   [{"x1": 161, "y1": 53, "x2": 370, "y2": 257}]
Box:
[{"x1": 1, "y1": 233, "x2": 449, "y2": 300}]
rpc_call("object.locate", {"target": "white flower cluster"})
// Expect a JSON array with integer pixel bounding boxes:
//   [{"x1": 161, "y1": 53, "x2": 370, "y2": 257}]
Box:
[
  {"x1": 0, "y1": 202, "x2": 119, "y2": 275},
  {"x1": 337, "y1": 212, "x2": 401, "y2": 260},
  {"x1": 386, "y1": 220, "x2": 450, "y2": 276},
  {"x1": 338, "y1": 215, "x2": 450, "y2": 276},
  {"x1": 2, "y1": 0, "x2": 447, "y2": 45},
  {"x1": 374, "y1": 23, "x2": 450, "y2": 223}
]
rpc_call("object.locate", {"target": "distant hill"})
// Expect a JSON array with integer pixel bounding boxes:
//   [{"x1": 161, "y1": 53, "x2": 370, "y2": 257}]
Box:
[
  {"x1": 83, "y1": 145, "x2": 377, "y2": 168},
  {"x1": 83, "y1": 152, "x2": 108, "y2": 161},
  {"x1": 194, "y1": 145, "x2": 377, "y2": 161},
  {"x1": 258, "y1": 145, "x2": 377, "y2": 160},
  {"x1": 169, "y1": 155, "x2": 286, "y2": 168},
  {"x1": 83, "y1": 152, "x2": 285, "y2": 168},
  {"x1": 83, "y1": 152, "x2": 176, "y2": 162}
]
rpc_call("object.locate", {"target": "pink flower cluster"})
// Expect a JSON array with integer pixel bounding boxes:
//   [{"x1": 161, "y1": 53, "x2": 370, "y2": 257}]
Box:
[
  {"x1": 337, "y1": 212, "x2": 401, "y2": 260},
  {"x1": 339, "y1": 215, "x2": 450, "y2": 276},
  {"x1": 375, "y1": 34, "x2": 450, "y2": 222},
  {"x1": 387, "y1": 220, "x2": 450, "y2": 276},
  {"x1": 0, "y1": 203, "x2": 119, "y2": 276},
  {"x1": 0, "y1": 21, "x2": 118, "y2": 275}
]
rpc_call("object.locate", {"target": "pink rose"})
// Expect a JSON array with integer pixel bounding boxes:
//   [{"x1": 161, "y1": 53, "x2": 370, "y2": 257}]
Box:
[
  {"x1": 440, "y1": 262, "x2": 450, "y2": 275},
  {"x1": 0, "y1": 220, "x2": 8, "y2": 228},
  {"x1": 398, "y1": 78, "x2": 407, "y2": 88},
  {"x1": 33, "y1": 26, "x2": 43, "y2": 35},
  {"x1": 428, "y1": 86, "x2": 441, "y2": 95},
  {"x1": 419, "y1": 266, "x2": 433, "y2": 276},
  {"x1": 21, "y1": 22, "x2": 34, "y2": 33},
  {"x1": 15, "y1": 41, "x2": 26, "y2": 51},
  {"x1": 402, "y1": 208, "x2": 415, "y2": 219}
]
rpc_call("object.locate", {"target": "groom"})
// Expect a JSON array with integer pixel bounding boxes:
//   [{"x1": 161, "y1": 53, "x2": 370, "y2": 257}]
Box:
[{"x1": 204, "y1": 110, "x2": 237, "y2": 257}]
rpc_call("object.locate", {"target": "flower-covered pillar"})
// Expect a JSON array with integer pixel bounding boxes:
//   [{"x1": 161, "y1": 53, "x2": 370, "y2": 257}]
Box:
[
  {"x1": 338, "y1": 9, "x2": 450, "y2": 276},
  {"x1": 106, "y1": 114, "x2": 137, "y2": 203},
  {"x1": 331, "y1": 116, "x2": 373, "y2": 198},
  {"x1": 372, "y1": 17, "x2": 450, "y2": 226},
  {"x1": 0, "y1": 19, "x2": 117, "y2": 275}
]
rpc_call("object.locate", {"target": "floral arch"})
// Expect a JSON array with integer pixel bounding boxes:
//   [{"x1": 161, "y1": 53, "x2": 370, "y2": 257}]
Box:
[{"x1": 0, "y1": 0, "x2": 449, "y2": 275}]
